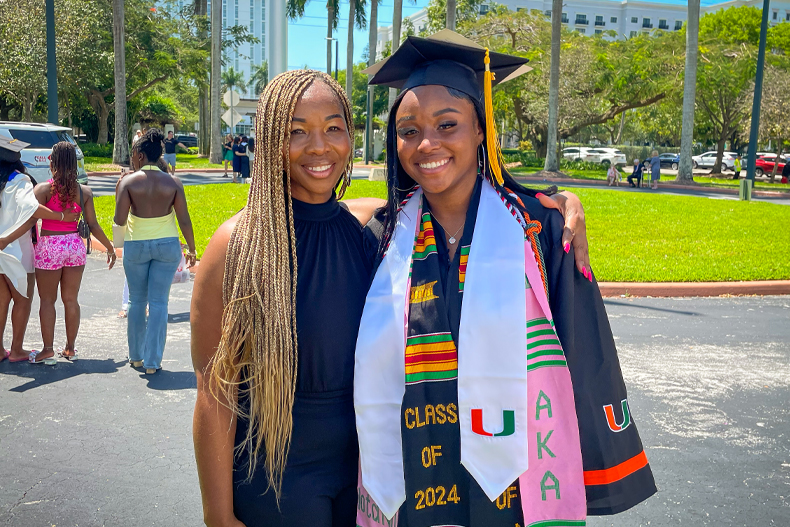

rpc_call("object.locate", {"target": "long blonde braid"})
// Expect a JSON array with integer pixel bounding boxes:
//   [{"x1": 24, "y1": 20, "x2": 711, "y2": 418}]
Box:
[{"x1": 209, "y1": 70, "x2": 354, "y2": 498}]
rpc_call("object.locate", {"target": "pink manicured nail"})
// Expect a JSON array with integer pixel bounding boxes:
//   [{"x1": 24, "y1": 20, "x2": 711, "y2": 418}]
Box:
[
  {"x1": 564, "y1": 242, "x2": 570, "y2": 253},
  {"x1": 588, "y1": 271, "x2": 593, "y2": 283},
  {"x1": 582, "y1": 266, "x2": 588, "y2": 278},
  {"x1": 536, "y1": 192, "x2": 545, "y2": 198}
]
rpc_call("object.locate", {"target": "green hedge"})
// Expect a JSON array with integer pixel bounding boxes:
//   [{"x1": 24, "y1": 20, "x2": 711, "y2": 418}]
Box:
[{"x1": 78, "y1": 143, "x2": 114, "y2": 157}]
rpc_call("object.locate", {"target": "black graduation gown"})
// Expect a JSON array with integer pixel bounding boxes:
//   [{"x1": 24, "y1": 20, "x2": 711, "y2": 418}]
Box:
[{"x1": 363, "y1": 181, "x2": 656, "y2": 519}]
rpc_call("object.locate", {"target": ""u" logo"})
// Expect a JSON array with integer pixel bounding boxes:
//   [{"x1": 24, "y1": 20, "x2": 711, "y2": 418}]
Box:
[
  {"x1": 603, "y1": 399, "x2": 631, "y2": 432},
  {"x1": 471, "y1": 409, "x2": 515, "y2": 437}
]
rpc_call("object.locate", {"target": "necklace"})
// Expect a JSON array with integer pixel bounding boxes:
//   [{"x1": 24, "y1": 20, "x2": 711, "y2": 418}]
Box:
[{"x1": 430, "y1": 212, "x2": 464, "y2": 245}]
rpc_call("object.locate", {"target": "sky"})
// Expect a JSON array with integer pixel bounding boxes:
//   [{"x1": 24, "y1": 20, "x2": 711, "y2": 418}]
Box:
[
  {"x1": 287, "y1": 0, "x2": 430, "y2": 71},
  {"x1": 284, "y1": 0, "x2": 733, "y2": 71}
]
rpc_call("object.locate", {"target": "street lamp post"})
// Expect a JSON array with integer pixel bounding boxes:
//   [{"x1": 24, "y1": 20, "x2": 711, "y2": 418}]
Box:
[
  {"x1": 45, "y1": 0, "x2": 57, "y2": 125},
  {"x1": 744, "y1": 0, "x2": 771, "y2": 201}
]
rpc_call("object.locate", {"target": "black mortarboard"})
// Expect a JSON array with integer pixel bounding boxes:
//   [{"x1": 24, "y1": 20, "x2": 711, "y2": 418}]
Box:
[
  {"x1": 364, "y1": 29, "x2": 531, "y2": 101},
  {"x1": 364, "y1": 30, "x2": 532, "y2": 185},
  {"x1": 0, "y1": 136, "x2": 30, "y2": 163}
]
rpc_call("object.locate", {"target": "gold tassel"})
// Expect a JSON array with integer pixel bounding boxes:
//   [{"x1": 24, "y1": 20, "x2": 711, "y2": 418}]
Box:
[{"x1": 484, "y1": 49, "x2": 504, "y2": 186}]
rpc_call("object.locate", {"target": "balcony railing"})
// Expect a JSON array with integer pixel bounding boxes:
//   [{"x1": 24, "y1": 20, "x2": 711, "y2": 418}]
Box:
[
  {"x1": 658, "y1": 22, "x2": 669, "y2": 30},
  {"x1": 595, "y1": 20, "x2": 606, "y2": 26},
  {"x1": 561, "y1": 16, "x2": 569, "y2": 23},
  {"x1": 642, "y1": 22, "x2": 653, "y2": 28},
  {"x1": 575, "y1": 19, "x2": 589, "y2": 25}
]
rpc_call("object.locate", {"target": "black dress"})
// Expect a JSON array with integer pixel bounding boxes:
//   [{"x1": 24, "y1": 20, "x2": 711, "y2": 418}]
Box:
[{"x1": 233, "y1": 195, "x2": 372, "y2": 527}]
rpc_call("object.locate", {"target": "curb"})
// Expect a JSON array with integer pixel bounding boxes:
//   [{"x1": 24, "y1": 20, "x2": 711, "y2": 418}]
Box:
[{"x1": 513, "y1": 175, "x2": 790, "y2": 198}]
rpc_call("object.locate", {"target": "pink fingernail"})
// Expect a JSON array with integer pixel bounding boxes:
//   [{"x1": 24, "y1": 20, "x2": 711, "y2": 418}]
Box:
[
  {"x1": 582, "y1": 266, "x2": 588, "y2": 278},
  {"x1": 564, "y1": 242, "x2": 570, "y2": 253},
  {"x1": 536, "y1": 192, "x2": 545, "y2": 198},
  {"x1": 588, "y1": 271, "x2": 593, "y2": 283}
]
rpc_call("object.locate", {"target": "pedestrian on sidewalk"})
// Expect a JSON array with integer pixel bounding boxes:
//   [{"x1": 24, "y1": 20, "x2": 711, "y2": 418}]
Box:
[
  {"x1": 649, "y1": 149, "x2": 661, "y2": 190},
  {"x1": 223, "y1": 134, "x2": 234, "y2": 178},
  {"x1": 0, "y1": 137, "x2": 81, "y2": 364},
  {"x1": 246, "y1": 137, "x2": 255, "y2": 183},
  {"x1": 163, "y1": 131, "x2": 187, "y2": 176},
  {"x1": 628, "y1": 158, "x2": 644, "y2": 187},
  {"x1": 733, "y1": 154, "x2": 742, "y2": 180},
  {"x1": 114, "y1": 128, "x2": 196, "y2": 375},
  {"x1": 32, "y1": 142, "x2": 116, "y2": 364},
  {"x1": 236, "y1": 135, "x2": 250, "y2": 182},
  {"x1": 231, "y1": 135, "x2": 241, "y2": 183}
]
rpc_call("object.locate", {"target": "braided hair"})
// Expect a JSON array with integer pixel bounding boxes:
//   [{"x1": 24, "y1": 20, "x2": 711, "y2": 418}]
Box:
[
  {"x1": 209, "y1": 70, "x2": 354, "y2": 497},
  {"x1": 51, "y1": 141, "x2": 78, "y2": 208},
  {"x1": 132, "y1": 128, "x2": 165, "y2": 162}
]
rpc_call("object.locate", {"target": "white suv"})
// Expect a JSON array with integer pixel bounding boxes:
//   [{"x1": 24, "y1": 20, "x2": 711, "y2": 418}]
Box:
[
  {"x1": 692, "y1": 151, "x2": 737, "y2": 171},
  {"x1": 0, "y1": 122, "x2": 88, "y2": 184},
  {"x1": 583, "y1": 148, "x2": 627, "y2": 166}
]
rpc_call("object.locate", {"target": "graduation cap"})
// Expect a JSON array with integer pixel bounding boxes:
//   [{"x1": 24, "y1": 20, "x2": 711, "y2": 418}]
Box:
[
  {"x1": 0, "y1": 136, "x2": 30, "y2": 163},
  {"x1": 364, "y1": 30, "x2": 532, "y2": 185}
]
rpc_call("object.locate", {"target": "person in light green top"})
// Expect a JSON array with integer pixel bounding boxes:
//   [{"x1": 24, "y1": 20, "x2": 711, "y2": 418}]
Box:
[{"x1": 114, "y1": 128, "x2": 196, "y2": 375}]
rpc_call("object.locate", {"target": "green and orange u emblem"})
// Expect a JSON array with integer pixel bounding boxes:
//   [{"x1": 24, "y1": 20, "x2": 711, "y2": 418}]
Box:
[
  {"x1": 603, "y1": 399, "x2": 631, "y2": 432},
  {"x1": 471, "y1": 409, "x2": 516, "y2": 437}
]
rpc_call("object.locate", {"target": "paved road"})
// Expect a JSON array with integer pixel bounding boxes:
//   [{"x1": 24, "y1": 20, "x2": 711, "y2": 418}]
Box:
[{"x1": 0, "y1": 258, "x2": 788, "y2": 525}]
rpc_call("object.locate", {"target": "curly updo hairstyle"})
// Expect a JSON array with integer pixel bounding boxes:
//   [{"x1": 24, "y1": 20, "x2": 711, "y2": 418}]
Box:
[{"x1": 132, "y1": 128, "x2": 165, "y2": 162}]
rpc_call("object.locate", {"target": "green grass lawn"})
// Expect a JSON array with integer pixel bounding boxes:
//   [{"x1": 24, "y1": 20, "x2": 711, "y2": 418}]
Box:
[
  {"x1": 93, "y1": 181, "x2": 789, "y2": 282},
  {"x1": 85, "y1": 154, "x2": 225, "y2": 172},
  {"x1": 510, "y1": 165, "x2": 790, "y2": 192}
]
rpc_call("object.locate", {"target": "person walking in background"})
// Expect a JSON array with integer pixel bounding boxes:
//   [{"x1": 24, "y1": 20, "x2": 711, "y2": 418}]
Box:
[
  {"x1": 231, "y1": 135, "x2": 242, "y2": 183},
  {"x1": 733, "y1": 154, "x2": 742, "y2": 180},
  {"x1": 607, "y1": 163, "x2": 621, "y2": 186},
  {"x1": 132, "y1": 130, "x2": 142, "y2": 145},
  {"x1": 246, "y1": 137, "x2": 255, "y2": 183},
  {"x1": 114, "y1": 129, "x2": 196, "y2": 375},
  {"x1": 222, "y1": 134, "x2": 234, "y2": 178},
  {"x1": 162, "y1": 131, "x2": 187, "y2": 176},
  {"x1": 0, "y1": 137, "x2": 80, "y2": 364},
  {"x1": 235, "y1": 135, "x2": 250, "y2": 182},
  {"x1": 628, "y1": 158, "x2": 644, "y2": 188},
  {"x1": 649, "y1": 149, "x2": 661, "y2": 190},
  {"x1": 32, "y1": 142, "x2": 116, "y2": 364}
]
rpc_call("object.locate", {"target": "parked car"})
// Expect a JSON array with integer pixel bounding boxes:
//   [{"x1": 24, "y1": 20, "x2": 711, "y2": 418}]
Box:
[
  {"x1": 0, "y1": 122, "x2": 88, "y2": 184},
  {"x1": 583, "y1": 148, "x2": 627, "y2": 166},
  {"x1": 175, "y1": 134, "x2": 198, "y2": 148},
  {"x1": 692, "y1": 151, "x2": 737, "y2": 170},
  {"x1": 355, "y1": 148, "x2": 363, "y2": 158},
  {"x1": 562, "y1": 146, "x2": 591, "y2": 161},
  {"x1": 754, "y1": 154, "x2": 788, "y2": 177}
]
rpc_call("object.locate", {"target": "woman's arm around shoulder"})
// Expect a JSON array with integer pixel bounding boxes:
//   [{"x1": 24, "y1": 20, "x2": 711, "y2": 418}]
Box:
[
  {"x1": 191, "y1": 213, "x2": 246, "y2": 527},
  {"x1": 342, "y1": 197, "x2": 386, "y2": 226}
]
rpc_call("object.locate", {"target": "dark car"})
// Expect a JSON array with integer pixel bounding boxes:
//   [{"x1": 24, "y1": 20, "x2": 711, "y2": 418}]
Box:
[
  {"x1": 175, "y1": 134, "x2": 198, "y2": 148},
  {"x1": 643, "y1": 152, "x2": 680, "y2": 171}
]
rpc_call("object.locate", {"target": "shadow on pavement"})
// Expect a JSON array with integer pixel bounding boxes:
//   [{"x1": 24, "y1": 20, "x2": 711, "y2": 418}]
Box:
[
  {"x1": 603, "y1": 299, "x2": 702, "y2": 316},
  {"x1": 0, "y1": 359, "x2": 127, "y2": 392},
  {"x1": 168, "y1": 312, "x2": 190, "y2": 324},
  {"x1": 138, "y1": 370, "x2": 196, "y2": 390}
]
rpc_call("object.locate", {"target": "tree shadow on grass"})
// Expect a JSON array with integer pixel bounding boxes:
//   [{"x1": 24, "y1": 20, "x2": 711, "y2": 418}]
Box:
[{"x1": 0, "y1": 358, "x2": 127, "y2": 393}]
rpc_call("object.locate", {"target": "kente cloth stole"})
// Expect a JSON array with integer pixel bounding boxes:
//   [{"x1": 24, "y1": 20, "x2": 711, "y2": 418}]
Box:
[{"x1": 355, "y1": 180, "x2": 587, "y2": 526}]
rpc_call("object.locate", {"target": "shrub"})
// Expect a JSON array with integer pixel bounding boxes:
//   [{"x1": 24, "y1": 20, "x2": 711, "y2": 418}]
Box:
[
  {"x1": 79, "y1": 143, "x2": 113, "y2": 157},
  {"x1": 519, "y1": 140, "x2": 533, "y2": 151}
]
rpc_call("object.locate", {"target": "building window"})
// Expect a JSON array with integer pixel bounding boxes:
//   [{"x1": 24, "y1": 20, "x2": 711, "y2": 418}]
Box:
[
  {"x1": 595, "y1": 29, "x2": 602, "y2": 34},
  {"x1": 786, "y1": 13, "x2": 790, "y2": 21},
  {"x1": 773, "y1": 10, "x2": 778, "y2": 20},
  {"x1": 611, "y1": 17, "x2": 617, "y2": 23},
  {"x1": 543, "y1": 9, "x2": 550, "y2": 17},
  {"x1": 642, "y1": 17, "x2": 652, "y2": 28},
  {"x1": 630, "y1": 30, "x2": 638, "y2": 38},
  {"x1": 222, "y1": 0, "x2": 227, "y2": 28},
  {"x1": 479, "y1": 4, "x2": 489, "y2": 15},
  {"x1": 595, "y1": 15, "x2": 605, "y2": 26},
  {"x1": 234, "y1": 0, "x2": 238, "y2": 22},
  {"x1": 575, "y1": 14, "x2": 588, "y2": 25},
  {"x1": 578, "y1": 28, "x2": 586, "y2": 34},
  {"x1": 659, "y1": 19, "x2": 669, "y2": 30},
  {"x1": 675, "y1": 20, "x2": 683, "y2": 30},
  {"x1": 631, "y1": 16, "x2": 638, "y2": 24},
  {"x1": 561, "y1": 12, "x2": 568, "y2": 24}
]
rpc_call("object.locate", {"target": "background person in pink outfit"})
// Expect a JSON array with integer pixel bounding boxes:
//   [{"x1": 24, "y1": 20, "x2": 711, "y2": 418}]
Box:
[{"x1": 31, "y1": 142, "x2": 116, "y2": 364}]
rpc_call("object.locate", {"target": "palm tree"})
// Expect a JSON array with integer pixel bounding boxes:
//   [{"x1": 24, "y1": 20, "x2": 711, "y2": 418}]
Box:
[
  {"x1": 677, "y1": 0, "x2": 700, "y2": 183},
  {"x1": 365, "y1": 0, "x2": 380, "y2": 163},
  {"x1": 544, "y1": 0, "x2": 562, "y2": 172},
  {"x1": 327, "y1": 0, "x2": 340, "y2": 74},
  {"x1": 209, "y1": 0, "x2": 223, "y2": 163},
  {"x1": 112, "y1": 0, "x2": 129, "y2": 165},
  {"x1": 446, "y1": 0, "x2": 456, "y2": 30},
  {"x1": 195, "y1": 0, "x2": 210, "y2": 156},
  {"x1": 388, "y1": 0, "x2": 404, "y2": 108},
  {"x1": 250, "y1": 61, "x2": 269, "y2": 96},
  {"x1": 222, "y1": 67, "x2": 247, "y2": 135},
  {"x1": 346, "y1": 0, "x2": 367, "y2": 100}
]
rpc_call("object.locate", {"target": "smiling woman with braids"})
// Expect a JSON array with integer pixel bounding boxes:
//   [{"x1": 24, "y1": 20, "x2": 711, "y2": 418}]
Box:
[{"x1": 191, "y1": 68, "x2": 592, "y2": 527}]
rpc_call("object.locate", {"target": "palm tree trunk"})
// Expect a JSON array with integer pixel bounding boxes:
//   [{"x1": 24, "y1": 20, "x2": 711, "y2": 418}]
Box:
[
  {"x1": 327, "y1": 4, "x2": 334, "y2": 75},
  {"x1": 446, "y1": 0, "x2": 456, "y2": 30},
  {"x1": 388, "y1": 0, "x2": 403, "y2": 108},
  {"x1": 544, "y1": 0, "x2": 561, "y2": 172},
  {"x1": 346, "y1": 1, "x2": 355, "y2": 100},
  {"x1": 677, "y1": 0, "x2": 700, "y2": 183},
  {"x1": 365, "y1": 0, "x2": 378, "y2": 163},
  {"x1": 112, "y1": 0, "x2": 129, "y2": 166},
  {"x1": 209, "y1": 0, "x2": 223, "y2": 164},
  {"x1": 197, "y1": 0, "x2": 210, "y2": 156}
]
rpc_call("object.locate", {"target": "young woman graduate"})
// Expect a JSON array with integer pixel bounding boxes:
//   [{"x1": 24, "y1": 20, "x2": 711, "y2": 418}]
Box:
[
  {"x1": 191, "y1": 69, "x2": 591, "y2": 527},
  {"x1": 354, "y1": 31, "x2": 657, "y2": 527}
]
